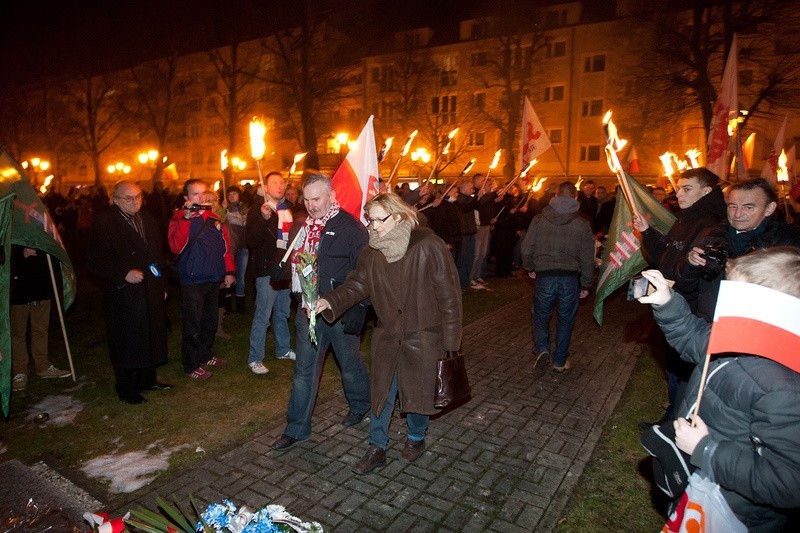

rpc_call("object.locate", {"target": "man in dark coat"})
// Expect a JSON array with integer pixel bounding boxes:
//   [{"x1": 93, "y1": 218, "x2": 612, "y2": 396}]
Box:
[
  {"x1": 679, "y1": 178, "x2": 800, "y2": 321},
  {"x1": 88, "y1": 181, "x2": 170, "y2": 404}
]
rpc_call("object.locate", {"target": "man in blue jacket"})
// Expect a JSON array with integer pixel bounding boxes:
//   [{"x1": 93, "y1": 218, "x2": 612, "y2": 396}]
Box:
[
  {"x1": 271, "y1": 173, "x2": 371, "y2": 451},
  {"x1": 168, "y1": 179, "x2": 235, "y2": 380}
]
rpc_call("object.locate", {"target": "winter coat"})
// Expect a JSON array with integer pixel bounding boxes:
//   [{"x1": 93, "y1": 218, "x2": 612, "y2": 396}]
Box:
[
  {"x1": 168, "y1": 209, "x2": 235, "y2": 286},
  {"x1": 520, "y1": 197, "x2": 595, "y2": 288},
  {"x1": 314, "y1": 209, "x2": 369, "y2": 296},
  {"x1": 653, "y1": 291, "x2": 800, "y2": 532},
  {"x1": 455, "y1": 192, "x2": 478, "y2": 236},
  {"x1": 87, "y1": 206, "x2": 169, "y2": 369},
  {"x1": 321, "y1": 227, "x2": 462, "y2": 416},
  {"x1": 679, "y1": 216, "x2": 800, "y2": 321},
  {"x1": 9, "y1": 245, "x2": 55, "y2": 304},
  {"x1": 245, "y1": 195, "x2": 283, "y2": 280},
  {"x1": 641, "y1": 186, "x2": 726, "y2": 310}
]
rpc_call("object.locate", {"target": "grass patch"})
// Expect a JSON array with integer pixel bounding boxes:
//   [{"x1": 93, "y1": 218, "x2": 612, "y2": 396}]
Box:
[
  {"x1": 556, "y1": 343, "x2": 668, "y2": 532},
  {"x1": 1, "y1": 274, "x2": 526, "y2": 499}
]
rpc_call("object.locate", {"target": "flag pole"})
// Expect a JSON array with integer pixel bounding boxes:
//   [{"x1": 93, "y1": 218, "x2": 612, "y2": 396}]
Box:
[
  {"x1": 690, "y1": 352, "x2": 712, "y2": 426},
  {"x1": 46, "y1": 254, "x2": 76, "y2": 382},
  {"x1": 550, "y1": 146, "x2": 569, "y2": 179}
]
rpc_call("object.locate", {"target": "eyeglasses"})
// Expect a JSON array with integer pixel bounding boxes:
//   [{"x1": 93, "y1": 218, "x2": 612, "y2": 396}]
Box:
[
  {"x1": 365, "y1": 213, "x2": 392, "y2": 226},
  {"x1": 114, "y1": 193, "x2": 143, "y2": 203}
]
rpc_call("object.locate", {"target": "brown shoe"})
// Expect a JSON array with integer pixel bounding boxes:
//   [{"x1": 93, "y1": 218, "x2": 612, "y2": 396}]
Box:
[
  {"x1": 552, "y1": 359, "x2": 572, "y2": 373},
  {"x1": 352, "y1": 444, "x2": 386, "y2": 475},
  {"x1": 401, "y1": 439, "x2": 426, "y2": 463}
]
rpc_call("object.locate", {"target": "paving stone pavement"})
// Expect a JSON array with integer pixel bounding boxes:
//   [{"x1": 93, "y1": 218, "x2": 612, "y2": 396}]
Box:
[{"x1": 126, "y1": 289, "x2": 647, "y2": 531}]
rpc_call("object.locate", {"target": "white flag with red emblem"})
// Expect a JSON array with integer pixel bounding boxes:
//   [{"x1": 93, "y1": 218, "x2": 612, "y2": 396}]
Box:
[
  {"x1": 760, "y1": 116, "x2": 788, "y2": 186},
  {"x1": 708, "y1": 280, "x2": 800, "y2": 372},
  {"x1": 331, "y1": 116, "x2": 380, "y2": 225},
  {"x1": 519, "y1": 96, "x2": 551, "y2": 172},
  {"x1": 706, "y1": 34, "x2": 738, "y2": 179}
]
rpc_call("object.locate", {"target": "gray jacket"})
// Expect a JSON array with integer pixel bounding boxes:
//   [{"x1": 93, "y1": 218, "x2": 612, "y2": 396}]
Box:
[
  {"x1": 653, "y1": 291, "x2": 800, "y2": 532},
  {"x1": 520, "y1": 197, "x2": 595, "y2": 287}
]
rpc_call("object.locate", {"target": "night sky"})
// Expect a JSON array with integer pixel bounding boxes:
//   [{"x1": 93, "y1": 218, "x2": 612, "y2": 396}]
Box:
[{"x1": 1, "y1": 0, "x2": 615, "y2": 89}]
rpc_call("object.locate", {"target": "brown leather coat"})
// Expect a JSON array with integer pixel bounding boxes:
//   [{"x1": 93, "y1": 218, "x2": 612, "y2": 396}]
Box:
[{"x1": 321, "y1": 227, "x2": 462, "y2": 415}]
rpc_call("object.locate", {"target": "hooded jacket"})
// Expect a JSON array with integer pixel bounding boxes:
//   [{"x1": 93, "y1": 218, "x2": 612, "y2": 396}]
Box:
[
  {"x1": 520, "y1": 196, "x2": 595, "y2": 287},
  {"x1": 641, "y1": 186, "x2": 727, "y2": 310},
  {"x1": 652, "y1": 291, "x2": 800, "y2": 532}
]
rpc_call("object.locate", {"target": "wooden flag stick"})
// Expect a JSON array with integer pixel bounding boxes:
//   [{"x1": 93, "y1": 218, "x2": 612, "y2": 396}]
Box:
[
  {"x1": 690, "y1": 352, "x2": 713, "y2": 426},
  {"x1": 46, "y1": 254, "x2": 76, "y2": 382}
]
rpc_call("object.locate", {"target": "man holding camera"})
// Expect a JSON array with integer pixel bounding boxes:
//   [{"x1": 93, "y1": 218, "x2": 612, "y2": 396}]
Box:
[
  {"x1": 680, "y1": 177, "x2": 800, "y2": 321},
  {"x1": 168, "y1": 179, "x2": 235, "y2": 380}
]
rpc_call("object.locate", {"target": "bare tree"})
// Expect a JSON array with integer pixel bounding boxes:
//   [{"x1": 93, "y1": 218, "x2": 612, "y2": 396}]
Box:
[
  {"x1": 120, "y1": 53, "x2": 191, "y2": 186},
  {"x1": 467, "y1": 10, "x2": 550, "y2": 177},
  {"x1": 63, "y1": 73, "x2": 123, "y2": 186},
  {"x1": 255, "y1": 0, "x2": 351, "y2": 170},
  {"x1": 633, "y1": 0, "x2": 800, "y2": 138}
]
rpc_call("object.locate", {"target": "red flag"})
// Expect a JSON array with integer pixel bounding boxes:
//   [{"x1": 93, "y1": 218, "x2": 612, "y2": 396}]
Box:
[
  {"x1": 760, "y1": 116, "x2": 788, "y2": 187},
  {"x1": 519, "y1": 96, "x2": 551, "y2": 172},
  {"x1": 707, "y1": 280, "x2": 800, "y2": 372},
  {"x1": 627, "y1": 145, "x2": 641, "y2": 173},
  {"x1": 706, "y1": 35, "x2": 738, "y2": 179},
  {"x1": 331, "y1": 116, "x2": 379, "y2": 225}
]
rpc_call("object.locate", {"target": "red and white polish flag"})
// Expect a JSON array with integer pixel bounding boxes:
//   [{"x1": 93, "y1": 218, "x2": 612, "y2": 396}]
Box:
[
  {"x1": 708, "y1": 280, "x2": 800, "y2": 372},
  {"x1": 332, "y1": 115, "x2": 380, "y2": 226},
  {"x1": 519, "y1": 96, "x2": 551, "y2": 172}
]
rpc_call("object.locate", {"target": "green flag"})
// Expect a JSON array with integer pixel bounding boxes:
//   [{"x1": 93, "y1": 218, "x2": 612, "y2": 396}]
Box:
[
  {"x1": 0, "y1": 148, "x2": 76, "y2": 308},
  {"x1": 0, "y1": 192, "x2": 14, "y2": 417},
  {"x1": 593, "y1": 172, "x2": 675, "y2": 325}
]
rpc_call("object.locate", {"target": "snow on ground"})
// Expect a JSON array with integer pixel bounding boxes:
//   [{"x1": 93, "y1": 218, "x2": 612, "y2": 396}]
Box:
[
  {"x1": 81, "y1": 443, "x2": 188, "y2": 493},
  {"x1": 26, "y1": 395, "x2": 85, "y2": 427}
]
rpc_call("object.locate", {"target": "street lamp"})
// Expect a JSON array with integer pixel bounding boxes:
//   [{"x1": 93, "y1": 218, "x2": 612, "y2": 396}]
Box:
[
  {"x1": 21, "y1": 157, "x2": 51, "y2": 187},
  {"x1": 108, "y1": 162, "x2": 132, "y2": 176}
]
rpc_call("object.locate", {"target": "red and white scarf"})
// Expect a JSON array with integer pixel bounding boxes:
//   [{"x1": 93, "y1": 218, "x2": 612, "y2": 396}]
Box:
[{"x1": 291, "y1": 200, "x2": 340, "y2": 291}]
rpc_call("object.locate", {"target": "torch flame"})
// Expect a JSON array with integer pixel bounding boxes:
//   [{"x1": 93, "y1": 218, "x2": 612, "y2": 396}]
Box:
[
  {"x1": 460, "y1": 158, "x2": 476, "y2": 176},
  {"x1": 249, "y1": 118, "x2": 267, "y2": 159},
  {"x1": 532, "y1": 177, "x2": 547, "y2": 192},
  {"x1": 777, "y1": 149, "x2": 789, "y2": 183},
  {"x1": 400, "y1": 130, "x2": 418, "y2": 156},
  {"x1": 520, "y1": 159, "x2": 536, "y2": 177},
  {"x1": 289, "y1": 152, "x2": 308, "y2": 175},
  {"x1": 603, "y1": 110, "x2": 627, "y2": 173},
  {"x1": 213, "y1": 180, "x2": 220, "y2": 191},
  {"x1": 383, "y1": 137, "x2": 394, "y2": 152},
  {"x1": 489, "y1": 150, "x2": 502, "y2": 170},
  {"x1": 220, "y1": 149, "x2": 229, "y2": 172},
  {"x1": 448, "y1": 128, "x2": 459, "y2": 139},
  {"x1": 659, "y1": 152, "x2": 675, "y2": 177},
  {"x1": 685, "y1": 149, "x2": 701, "y2": 169}
]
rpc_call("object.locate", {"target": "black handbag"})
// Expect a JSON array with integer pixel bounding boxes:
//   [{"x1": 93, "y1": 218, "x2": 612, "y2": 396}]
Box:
[
  {"x1": 434, "y1": 350, "x2": 471, "y2": 408},
  {"x1": 640, "y1": 418, "x2": 695, "y2": 499}
]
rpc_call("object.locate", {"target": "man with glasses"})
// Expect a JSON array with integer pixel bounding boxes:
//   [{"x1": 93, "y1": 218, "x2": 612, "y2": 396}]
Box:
[
  {"x1": 88, "y1": 180, "x2": 171, "y2": 404},
  {"x1": 271, "y1": 173, "x2": 370, "y2": 451}
]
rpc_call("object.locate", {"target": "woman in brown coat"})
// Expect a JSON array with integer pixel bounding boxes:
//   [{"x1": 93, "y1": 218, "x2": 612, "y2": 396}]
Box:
[{"x1": 316, "y1": 192, "x2": 462, "y2": 474}]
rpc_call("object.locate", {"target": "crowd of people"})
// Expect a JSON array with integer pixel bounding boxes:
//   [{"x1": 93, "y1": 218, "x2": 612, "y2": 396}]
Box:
[{"x1": 9, "y1": 167, "x2": 800, "y2": 524}]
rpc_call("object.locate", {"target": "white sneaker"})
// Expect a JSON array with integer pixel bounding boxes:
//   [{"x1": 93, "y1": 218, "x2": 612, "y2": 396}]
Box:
[
  {"x1": 276, "y1": 350, "x2": 296, "y2": 361},
  {"x1": 12, "y1": 374, "x2": 27, "y2": 391},
  {"x1": 470, "y1": 280, "x2": 486, "y2": 290},
  {"x1": 249, "y1": 361, "x2": 270, "y2": 375}
]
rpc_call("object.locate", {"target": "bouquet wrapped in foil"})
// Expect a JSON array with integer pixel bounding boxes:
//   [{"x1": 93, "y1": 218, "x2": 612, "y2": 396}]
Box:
[{"x1": 294, "y1": 251, "x2": 319, "y2": 345}]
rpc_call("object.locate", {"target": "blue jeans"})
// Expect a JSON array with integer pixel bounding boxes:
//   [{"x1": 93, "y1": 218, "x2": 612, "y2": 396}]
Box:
[
  {"x1": 234, "y1": 248, "x2": 248, "y2": 297},
  {"x1": 247, "y1": 276, "x2": 291, "y2": 363},
  {"x1": 284, "y1": 308, "x2": 370, "y2": 440},
  {"x1": 370, "y1": 372, "x2": 429, "y2": 449},
  {"x1": 532, "y1": 275, "x2": 580, "y2": 367},
  {"x1": 456, "y1": 234, "x2": 475, "y2": 288}
]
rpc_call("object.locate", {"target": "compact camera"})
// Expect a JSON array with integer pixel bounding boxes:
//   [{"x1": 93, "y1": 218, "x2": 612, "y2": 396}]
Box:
[
  {"x1": 185, "y1": 203, "x2": 213, "y2": 212},
  {"x1": 627, "y1": 276, "x2": 655, "y2": 300},
  {"x1": 700, "y1": 243, "x2": 729, "y2": 281}
]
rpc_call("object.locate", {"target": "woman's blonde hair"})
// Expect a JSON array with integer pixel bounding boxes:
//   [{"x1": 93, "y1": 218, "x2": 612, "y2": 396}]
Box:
[
  {"x1": 365, "y1": 192, "x2": 419, "y2": 227},
  {"x1": 726, "y1": 247, "x2": 800, "y2": 299}
]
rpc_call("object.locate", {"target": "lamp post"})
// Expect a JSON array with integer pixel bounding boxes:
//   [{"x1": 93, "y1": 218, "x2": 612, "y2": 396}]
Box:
[
  {"x1": 107, "y1": 161, "x2": 132, "y2": 179},
  {"x1": 410, "y1": 147, "x2": 431, "y2": 181},
  {"x1": 21, "y1": 157, "x2": 51, "y2": 188}
]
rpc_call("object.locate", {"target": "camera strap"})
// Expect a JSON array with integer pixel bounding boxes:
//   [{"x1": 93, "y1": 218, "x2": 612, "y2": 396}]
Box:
[{"x1": 183, "y1": 215, "x2": 212, "y2": 252}]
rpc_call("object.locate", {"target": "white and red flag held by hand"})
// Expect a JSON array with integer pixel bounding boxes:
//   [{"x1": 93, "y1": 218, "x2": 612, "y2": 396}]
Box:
[
  {"x1": 760, "y1": 116, "x2": 788, "y2": 187},
  {"x1": 708, "y1": 280, "x2": 800, "y2": 372},
  {"x1": 706, "y1": 34, "x2": 738, "y2": 179},
  {"x1": 519, "y1": 96, "x2": 551, "y2": 172},
  {"x1": 332, "y1": 115, "x2": 380, "y2": 225}
]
